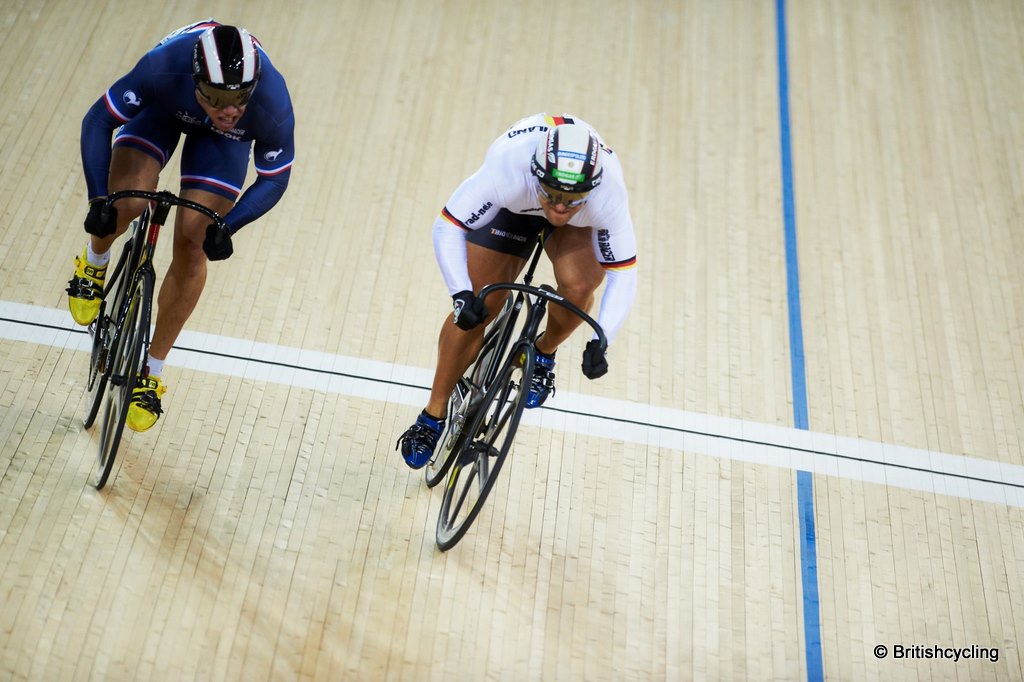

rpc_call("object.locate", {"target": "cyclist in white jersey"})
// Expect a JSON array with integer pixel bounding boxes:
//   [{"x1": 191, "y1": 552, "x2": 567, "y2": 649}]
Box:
[{"x1": 397, "y1": 113, "x2": 639, "y2": 468}]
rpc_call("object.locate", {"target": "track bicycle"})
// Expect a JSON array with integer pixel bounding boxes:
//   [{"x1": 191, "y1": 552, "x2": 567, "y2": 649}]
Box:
[
  {"x1": 425, "y1": 236, "x2": 607, "y2": 551},
  {"x1": 81, "y1": 190, "x2": 228, "y2": 490}
]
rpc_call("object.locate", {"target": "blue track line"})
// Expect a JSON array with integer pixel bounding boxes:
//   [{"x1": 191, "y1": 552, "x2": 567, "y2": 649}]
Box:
[{"x1": 775, "y1": 0, "x2": 824, "y2": 679}]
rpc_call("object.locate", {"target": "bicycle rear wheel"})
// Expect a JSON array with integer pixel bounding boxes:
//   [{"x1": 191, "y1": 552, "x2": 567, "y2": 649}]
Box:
[
  {"x1": 94, "y1": 270, "x2": 153, "y2": 490},
  {"x1": 83, "y1": 223, "x2": 143, "y2": 429},
  {"x1": 436, "y1": 343, "x2": 533, "y2": 551},
  {"x1": 82, "y1": 300, "x2": 112, "y2": 429}
]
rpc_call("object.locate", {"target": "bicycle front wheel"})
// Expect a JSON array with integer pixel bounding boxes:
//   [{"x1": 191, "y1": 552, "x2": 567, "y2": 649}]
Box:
[
  {"x1": 436, "y1": 343, "x2": 533, "y2": 551},
  {"x1": 94, "y1": 270, "x2": 153, "y2": 490}
]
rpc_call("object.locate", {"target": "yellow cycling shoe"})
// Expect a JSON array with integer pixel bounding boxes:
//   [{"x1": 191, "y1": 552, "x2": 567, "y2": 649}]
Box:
[
  {"x1": 66, "y1": 249, "x2": 106, "y2": 325},
  {"x1": 126, "y1": 375, "x2": 167, "y2": 433}
]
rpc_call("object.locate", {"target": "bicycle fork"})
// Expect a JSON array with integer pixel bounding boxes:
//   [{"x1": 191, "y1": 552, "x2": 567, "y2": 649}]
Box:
[{"x1": 133, "y1": 197, "x2": 171, "y2": 380}]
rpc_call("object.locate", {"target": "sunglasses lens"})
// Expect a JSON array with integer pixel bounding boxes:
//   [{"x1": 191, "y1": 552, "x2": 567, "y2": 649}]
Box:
[
  {"x1": 198, "y1": 82, "x2": 253, "y2": 108},
  {"x1": 536, "y1": 182, "x2": 588, "y2": 207}
]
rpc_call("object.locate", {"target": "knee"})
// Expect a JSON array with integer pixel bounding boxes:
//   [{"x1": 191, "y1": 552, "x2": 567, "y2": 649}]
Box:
[
  {"x1": 558, "y1": 269, "x2": 604, "y2": 304},
  {"x1": 171, "y1": 241, "x2": 208, "y2": 276},
  {"x1": 175, "y1": 214, "x2": 214, "y2": 268},
  {"x1": 110, "y1": 197, "x2": 150, "y2": 231},
  {"x1": 481, "y1": 291, "x2": 511, "y2": 323}
]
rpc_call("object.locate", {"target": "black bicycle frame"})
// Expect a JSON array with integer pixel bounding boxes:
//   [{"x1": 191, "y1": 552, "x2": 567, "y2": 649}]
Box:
[
  {"x1": 100, "y1": 190, "x2": 227, "y2": 376},
  {"x1": 467, "y1": 235, "x2": 608, "y2": 409}
]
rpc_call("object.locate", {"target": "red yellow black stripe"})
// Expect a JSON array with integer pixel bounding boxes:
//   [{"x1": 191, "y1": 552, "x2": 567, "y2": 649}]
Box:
[
  {"x1": 543, "y1": 115, "x2": 574, "y2": 127},
  {"x1": 441, "y1": 206, "x2": 470, "y2": 231},
  {"x1": 602, "y1": 256, "x2": 637, "y2": 271}
]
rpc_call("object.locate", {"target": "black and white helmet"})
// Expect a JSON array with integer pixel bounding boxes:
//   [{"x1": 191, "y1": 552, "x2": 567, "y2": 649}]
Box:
[
  {"x1": 530, "y1": 123, "x2": 604, "y2": 193},
  {"x1": 192, "y1": 25, "x2": 260, "y2": 108}
]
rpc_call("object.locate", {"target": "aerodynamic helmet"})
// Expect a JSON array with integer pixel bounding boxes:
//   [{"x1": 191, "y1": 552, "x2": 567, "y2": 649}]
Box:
[
  {"x1": 530, "y1": 123, "x2": 604, "y2": 194},
  {"x1": 192, "y1": 25, "x2": 260, "y2": 108}
]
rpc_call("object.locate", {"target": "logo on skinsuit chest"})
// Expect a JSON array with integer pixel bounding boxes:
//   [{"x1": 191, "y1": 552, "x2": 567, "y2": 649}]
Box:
[{"x1": 507, "y1": 125, "x2": 549, "y2": 138}]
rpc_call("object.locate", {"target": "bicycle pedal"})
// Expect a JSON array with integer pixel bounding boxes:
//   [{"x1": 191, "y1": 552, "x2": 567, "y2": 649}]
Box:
[{"x1": 467, "y1": 441, "x2": 499, "y2": 459}]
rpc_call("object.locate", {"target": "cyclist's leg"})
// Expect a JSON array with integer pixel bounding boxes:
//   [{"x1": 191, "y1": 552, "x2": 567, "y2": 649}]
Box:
[
  {"x1": 101, "y1": 111, "x2": 180, "y2": 246},
  {"x1": 424, "y1": 209, "x2": 547, "y2": 418},
  {"x1": 148, "y1": 133, "x2": 246, "y2": 363},
  {"x1": 399, "y1": 211, "x2": 541, "y2": 469},
  {"x1": 512, "y1": 225, "x2": 604, "y2": 408},
  {"x1": 400, "y1": 246, "x2": 522, "y2": 469},
  {"x1": 145, "y1": 186, "x2": 234, "y2": 361},
  {"x1": 127, "y1": 134, "x2": 244, "y2": 431},
  {"x1": 102, "y1": 149, "x2": 161, "y2": 241},
  {"x1": 68, "y1": 117, "x2": 173, "y2": 325},
  {"x1": 424, "y1": 242, "x2": 524, "y2": 418},
  {"x1": 537, "y1": 225, "x2": 605, "y2": 354}
]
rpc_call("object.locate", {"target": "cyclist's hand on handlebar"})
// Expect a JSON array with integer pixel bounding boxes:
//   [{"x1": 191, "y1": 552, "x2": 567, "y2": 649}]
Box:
[
  {"x1": 84, "y1": 199, "x2": 118, "y2": 237},
  {"x1": 452, "y1": 290, "x2": 487, "y2": 331},
  {"x1": 203, "y1": 224, "x2": 233, "y2": 261},
  {"x1": 581, "y1": 339, "x2": 608, "y2": 379}
]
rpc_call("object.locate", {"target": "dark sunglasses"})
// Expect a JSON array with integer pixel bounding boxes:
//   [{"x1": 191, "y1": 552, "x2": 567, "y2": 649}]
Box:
[
  {"x1": 196, "y1": 81, "x2": 255, "y2": 109},
  {"x1": 535, "y1": 181, "x2": 590, "y2": 208}
]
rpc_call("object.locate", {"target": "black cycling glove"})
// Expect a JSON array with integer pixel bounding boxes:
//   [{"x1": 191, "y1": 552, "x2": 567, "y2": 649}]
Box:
[
  {"x1": 84, "y1": 200, "x2": 118, "y2": 237},
  {"x1": 581, "y1": 339, "x2": 609, "y2": 379},
  {"x1": 452, "y1": 290, "x2": 487, "y2": 331},
  {"x1": 203, "y1": 224, "x2": 233, "y2": 261}
]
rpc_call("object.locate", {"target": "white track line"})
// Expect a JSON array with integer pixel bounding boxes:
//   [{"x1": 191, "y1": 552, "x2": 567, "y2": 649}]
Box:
[{"x1": 3, "y1": 300, "x2": 1021, "y2": 507}]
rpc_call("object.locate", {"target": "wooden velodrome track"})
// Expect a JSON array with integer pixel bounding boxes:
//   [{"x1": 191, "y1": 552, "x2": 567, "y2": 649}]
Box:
[{"x1": 1, "y1": 1, "x2": 1022, "y2": 680}]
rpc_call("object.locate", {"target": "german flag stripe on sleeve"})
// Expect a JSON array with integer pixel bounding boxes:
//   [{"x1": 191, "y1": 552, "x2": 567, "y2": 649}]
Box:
[
  {"x1": 543, "y1": 115, "x2": 574, "y2": 127},
  {"x1": 602, "y1": 256, "x2": 637, "y2": 271},
  {"x1": 441, "y1": 207, "x2": 470, "y2": 231}
]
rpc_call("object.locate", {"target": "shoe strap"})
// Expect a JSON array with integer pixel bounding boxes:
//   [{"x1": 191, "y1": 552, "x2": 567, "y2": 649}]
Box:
[
  {"x1": 417, "y1": 412, "x2": 445, "y2": 431},
  {"x1": 534, "y1": 352, "x2": 556, "y2": 370},
  {"x1": 66, "y1": 277, "x2": 102, "y2": 298},
  {"x1": 83, "y1": 263, "x2": 106, "y2": 278},
  {"x1": 137, "y1": 376, "x2": 166, "y2": 394}
]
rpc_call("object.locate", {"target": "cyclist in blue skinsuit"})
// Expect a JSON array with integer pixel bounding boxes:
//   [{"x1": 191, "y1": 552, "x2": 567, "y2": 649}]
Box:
[{"x1": 67, "y1": 19, "x2": 296, "y2": 432}]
